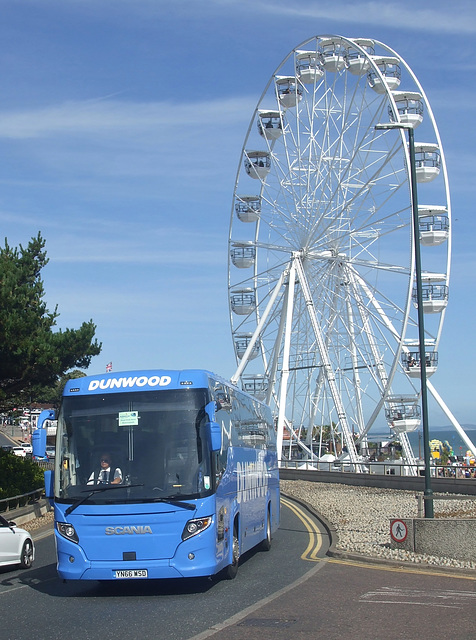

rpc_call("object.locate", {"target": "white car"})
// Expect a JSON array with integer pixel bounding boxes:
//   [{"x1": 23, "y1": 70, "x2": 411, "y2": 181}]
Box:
[
  {"x1": 0, "y1": 515, "x2": 34, "y2": 569},
  {"x1": 45, "y1": 445, "x2": 55, "y2": 459},
  {"x1": 12, "y1": 446, "x2": 26, "y2": 457},
  {"x1": 20, "y1": 442, "x2": 33, "y2": 455}
]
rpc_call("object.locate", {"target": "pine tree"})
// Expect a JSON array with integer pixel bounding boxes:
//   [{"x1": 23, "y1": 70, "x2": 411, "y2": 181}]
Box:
[{"x1": 0, "y1": 233, "x2": 101, "y2": 409}]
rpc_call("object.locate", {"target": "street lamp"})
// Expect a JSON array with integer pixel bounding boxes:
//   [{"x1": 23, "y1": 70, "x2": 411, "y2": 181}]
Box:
[{"x1": 375, "y1": 121, "x2": 434, "y2": 518}]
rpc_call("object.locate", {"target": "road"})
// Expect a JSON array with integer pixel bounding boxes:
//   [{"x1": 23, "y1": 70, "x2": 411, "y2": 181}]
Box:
[
  {"x1": 0, "y1": 497, "x2": 328, "y2": 640},
  {"x1": 0, "y1": 423, "x2": 28, "y2": 445},
  {"x1": 4, "y1": 422, "x2": 476, "y2": 637},
  {"x1": 1, "y1": 491, "x2": 475, "y2": 640}
]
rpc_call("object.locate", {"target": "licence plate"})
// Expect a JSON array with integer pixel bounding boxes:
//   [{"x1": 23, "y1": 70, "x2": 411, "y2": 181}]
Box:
[{"x1": 114, "y1": 569, "x2": 148, "y2": 579}]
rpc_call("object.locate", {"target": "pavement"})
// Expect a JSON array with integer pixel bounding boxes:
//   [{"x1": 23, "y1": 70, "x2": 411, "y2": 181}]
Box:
[
  {"x1": 189, "y1": 540, "x2": 476, "y2": 640},
  {"x1": 1, "y1": 423, "x2": 30, "y2": 443}
]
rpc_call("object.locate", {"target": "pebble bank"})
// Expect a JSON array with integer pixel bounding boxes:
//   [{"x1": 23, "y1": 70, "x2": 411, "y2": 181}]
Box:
[{"x1": 281, "y1": 480, "x2": 476, "y2": 571}]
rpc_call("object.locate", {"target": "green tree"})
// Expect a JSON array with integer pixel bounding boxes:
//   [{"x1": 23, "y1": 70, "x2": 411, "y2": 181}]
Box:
[
  {"x1": 0, "y1": 233, "x2": 101, "y2": 410},
  {"x1": 0, "y1": 450, "x2": 45, "y2": 499},
  {"x1": 33, "y1": 369, "x2": 87, "y2": 408}
]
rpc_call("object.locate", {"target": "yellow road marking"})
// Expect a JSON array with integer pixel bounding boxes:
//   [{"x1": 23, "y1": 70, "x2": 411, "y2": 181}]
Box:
[
  {"x1": 328, "y1": 557, "x2": 476, "y2": 580},
  {"x1": 281, "y1": 496, "x2": 324, "y2": 561}
]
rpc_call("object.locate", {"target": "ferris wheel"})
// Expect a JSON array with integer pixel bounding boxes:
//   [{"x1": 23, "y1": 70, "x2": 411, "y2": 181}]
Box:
[{"x1": 228, "y1": 35, "x2": 454, "y2": 468}]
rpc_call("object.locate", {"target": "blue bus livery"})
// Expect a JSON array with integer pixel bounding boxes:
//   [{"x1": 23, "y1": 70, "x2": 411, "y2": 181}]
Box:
[{"x1": 34, "y1": 369, "x2": 279, "y2": 581}]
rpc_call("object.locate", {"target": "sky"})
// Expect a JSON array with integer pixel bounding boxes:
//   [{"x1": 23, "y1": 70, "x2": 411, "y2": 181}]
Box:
[{"x1": 1, "y1": 0, "x2": 475, "y2": 427}]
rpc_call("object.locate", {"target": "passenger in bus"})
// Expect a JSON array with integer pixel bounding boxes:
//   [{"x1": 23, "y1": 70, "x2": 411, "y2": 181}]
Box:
[{"x1": 87, "y1": 452, "x2": 122, "y2": 485}]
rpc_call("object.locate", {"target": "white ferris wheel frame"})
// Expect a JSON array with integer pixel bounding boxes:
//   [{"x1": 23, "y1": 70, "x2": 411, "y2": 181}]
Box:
[{"x1": 228, "y1": 35, "x2": 476, "y2": 467}]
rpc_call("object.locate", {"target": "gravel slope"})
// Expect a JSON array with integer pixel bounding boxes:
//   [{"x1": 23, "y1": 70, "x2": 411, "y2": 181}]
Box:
[{"x1": 281, "y1": 480, "x2": 476, "y2": 570}]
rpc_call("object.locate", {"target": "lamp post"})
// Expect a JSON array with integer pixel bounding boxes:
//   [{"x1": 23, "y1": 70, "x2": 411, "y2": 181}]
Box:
[{"x1": 375, "y1": 122, "x2": 434, "y2": 518}]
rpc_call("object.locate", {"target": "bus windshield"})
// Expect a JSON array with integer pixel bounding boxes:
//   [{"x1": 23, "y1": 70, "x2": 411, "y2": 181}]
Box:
[{"x1": 55, "y1": 387, "x2": 212, "y2": 504}]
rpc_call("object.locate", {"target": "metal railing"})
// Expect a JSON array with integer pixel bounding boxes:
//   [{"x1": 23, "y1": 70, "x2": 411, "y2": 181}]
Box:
[
  {"x1": 33, "y1": 459, "x2": 54, "y2": 470},
  {"x1": 416, "y1": 493, "x2": 476, "y2": 518},
  {"x1": 280, "y1": 459, "x2": 476, "y2": 478},
  {"x1": 0, "y1": 488, "x2": 44, "y2": 513}
]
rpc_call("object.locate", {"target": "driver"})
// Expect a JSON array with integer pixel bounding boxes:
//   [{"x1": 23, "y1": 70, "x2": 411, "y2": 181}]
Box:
[{"x1": 87, "y1": 452, "x2": 122, "y2": 485}]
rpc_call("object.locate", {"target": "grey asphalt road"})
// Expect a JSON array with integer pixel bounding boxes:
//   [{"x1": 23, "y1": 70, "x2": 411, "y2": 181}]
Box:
[
  {"x1": 1, "y1": 494, "x2": 475, "y2": 640},
  {"x1": 0, "y1": 496, "x2": 328, "y2": 640}
]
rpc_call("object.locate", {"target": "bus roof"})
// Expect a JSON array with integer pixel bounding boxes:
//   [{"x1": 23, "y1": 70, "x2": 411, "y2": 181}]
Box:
[{"x1": 63, "y1": 369, "x2": 227, "y2": 397}]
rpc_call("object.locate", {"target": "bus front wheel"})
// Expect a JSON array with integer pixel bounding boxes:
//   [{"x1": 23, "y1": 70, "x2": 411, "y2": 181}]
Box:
[{"x1": 224, "y1": 523, "x2": 240, "y2": 580}]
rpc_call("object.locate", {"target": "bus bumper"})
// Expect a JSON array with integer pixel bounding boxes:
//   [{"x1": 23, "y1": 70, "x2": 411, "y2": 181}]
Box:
[{"x1": 56, "y1": 531, "x2": 225, "y2": 581}]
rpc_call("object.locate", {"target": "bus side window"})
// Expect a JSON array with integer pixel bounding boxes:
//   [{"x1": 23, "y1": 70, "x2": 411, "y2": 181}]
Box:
[
  {"x1": 215, "y1": 386, "x2": 232, "y2": 412},
  {"x1": 214, "y1": 451, "x2": 226, "y2": 487}
]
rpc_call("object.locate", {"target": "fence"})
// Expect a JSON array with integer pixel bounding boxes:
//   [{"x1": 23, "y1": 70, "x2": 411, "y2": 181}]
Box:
[
  {"x1": 281, "y1": 459, "x2": 476, "y2": 478},
  {"x1": 33, "y1": 459, "x2": 54, "y2": 470},
  {"x1": 415, "y1": 493, "x2": 476, "y2": 518},
  {"x1": 0, "y1": 488, "x2": 45, "y2": 514},
  {"x1": 280, "y1": 464, "x2": 476, "y2": 495}
]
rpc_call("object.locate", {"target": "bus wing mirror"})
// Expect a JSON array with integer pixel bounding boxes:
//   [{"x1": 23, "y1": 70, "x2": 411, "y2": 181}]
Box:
[
  {"x1": 36, "y1": 409, "x2": 56, "y2": 430},
  {"x1": 32, "y1": 409, "x2": 55, "y2": 459},
  {"x1": 44, "y1": 469, "x2": 54, "y2": 500},
  {"x1": 207, "y1": 421, "x2": 222, "y2": 452},
  {"x1": 205, "y1": 401, "x2": 216, "y2": 422},
  {"x1": 32, "y1": 427, "x2": 47, "y2": 458}
]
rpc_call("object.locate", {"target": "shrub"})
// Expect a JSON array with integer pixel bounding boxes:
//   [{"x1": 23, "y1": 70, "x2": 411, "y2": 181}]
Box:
[{"x1": 0, "y1": 449, "x2": 44, "y2": 500}]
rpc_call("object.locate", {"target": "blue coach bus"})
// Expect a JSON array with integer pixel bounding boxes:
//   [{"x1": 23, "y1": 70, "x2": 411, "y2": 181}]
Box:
[{"x1": 34, "y1": 369, "x2": 279, "y2": 581}]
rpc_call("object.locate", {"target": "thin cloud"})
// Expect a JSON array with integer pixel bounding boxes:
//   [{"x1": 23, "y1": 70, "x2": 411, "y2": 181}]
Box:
[
  {"x1": 50, "y1": 237, "x2": 226, "y2": 266},
  {"x1": 0, "y1": 96, "x2": 255, "y2": 139},
  {"x1": 0, "y1": 96, "x2": 253, "y2": 191},
  {"x1": 40, "y1": 0, "x2": 475, "y2": 35},
  {"x1": 244, "y1": 0, "x2": 476, "y2": 34}
]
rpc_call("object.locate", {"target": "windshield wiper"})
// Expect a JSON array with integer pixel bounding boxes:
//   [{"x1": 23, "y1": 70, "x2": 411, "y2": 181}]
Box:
[
  {"x1": 152, "y1": 496, "x2": 196, "y2": 511},
  {"x1": 64, "y1": 483, "x2": 144, "y2": 516}
]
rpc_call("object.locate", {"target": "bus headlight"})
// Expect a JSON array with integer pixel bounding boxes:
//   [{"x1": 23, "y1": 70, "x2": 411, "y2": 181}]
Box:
[
  {"x1": 181, "y1": 516, "x2": 212, "y2": 541},
  {"x1": 57, "y1": 522, "x2": 79, "y2": 544}
]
